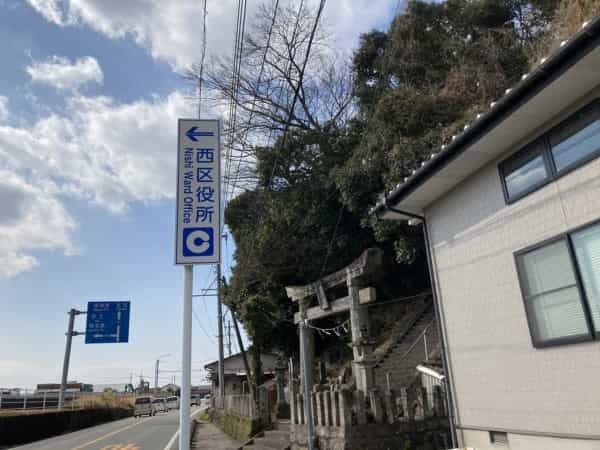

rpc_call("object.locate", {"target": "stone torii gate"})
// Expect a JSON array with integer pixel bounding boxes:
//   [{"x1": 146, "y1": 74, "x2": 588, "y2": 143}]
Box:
[{"x1": 285, "y1": 248, "x2": 383, "y2": 396}]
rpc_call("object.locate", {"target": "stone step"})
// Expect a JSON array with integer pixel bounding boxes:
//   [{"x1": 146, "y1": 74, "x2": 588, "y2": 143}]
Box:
[
  {"x1": 246, "y1": 436, "x2": 290, "y2": 449},
  {"x1": 243, "y1": 445, "x2": 288, "y2": 450},
  {"x1": 264, "y1": 430, "x2": 290, "y2": 439},
  {"x1": 274, "y1": 421, "x2": 291, "y2": 431}
]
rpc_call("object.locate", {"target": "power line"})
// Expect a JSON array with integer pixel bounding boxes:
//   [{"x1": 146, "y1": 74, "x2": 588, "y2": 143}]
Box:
[
  {"x1": 266, "y1": 0, "x2": 327, "y2": 190},
  {"x1": 197, "y1": 0, "x2": 208, "y2": 117},
  {"x1": 225, "y1": 0, "x2": 281, "y2": 203}
]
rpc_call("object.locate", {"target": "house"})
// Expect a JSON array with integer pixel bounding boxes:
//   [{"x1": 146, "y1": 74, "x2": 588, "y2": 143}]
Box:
[
  {"x1": 204, "y1": 351, "x2": 278, "y2": 395},
  {"x1": 374, "y1": 17, "x2": 600, "y2": 450},
  {"x1": 159, "y1": 383, "x2": 180, "y2": 395},
  {"x1": 191, "y1": 384, "x2": 212, "y2": 397}
]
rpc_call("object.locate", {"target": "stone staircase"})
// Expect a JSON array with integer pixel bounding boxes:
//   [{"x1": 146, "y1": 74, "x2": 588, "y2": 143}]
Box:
[
  {"x1": 373, "y1": 300, "x2": 440, "y2": 389},
  {"x1": 241, "y1": 421, "x2": 290, "y2": 450}
]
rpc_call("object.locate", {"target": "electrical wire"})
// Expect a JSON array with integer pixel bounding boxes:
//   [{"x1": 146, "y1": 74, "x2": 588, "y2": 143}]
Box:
[{"x1": 266, "y1": 0, "x2": 327, "y2": 191}]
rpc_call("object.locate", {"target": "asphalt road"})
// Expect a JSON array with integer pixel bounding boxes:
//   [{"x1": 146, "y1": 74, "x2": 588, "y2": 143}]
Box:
[{"x1": 10, "y1": 409, "x2": 183, "y2": 450}]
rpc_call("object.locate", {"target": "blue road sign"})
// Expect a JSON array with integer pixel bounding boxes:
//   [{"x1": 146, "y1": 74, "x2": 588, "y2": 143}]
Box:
[{"x1": 85, "y1": 301, "x2": 130, "y2": 344}]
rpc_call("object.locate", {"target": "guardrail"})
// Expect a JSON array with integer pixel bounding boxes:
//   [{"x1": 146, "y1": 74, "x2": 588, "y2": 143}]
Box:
[{"x1": 0, "y1": 391, "x2": 134, "y2": 411}]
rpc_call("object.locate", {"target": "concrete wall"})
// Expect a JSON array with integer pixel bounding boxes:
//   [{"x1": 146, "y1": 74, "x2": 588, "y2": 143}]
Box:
[
  {"x1": 0, "y1": 408, "x2": 132, "y2": 446},
  {"x1": 210, "y1": 407, "x2": 261, "y2": 442},
  {"x1": 426, "y1": 91, "x2": 600, "y2": 449}
]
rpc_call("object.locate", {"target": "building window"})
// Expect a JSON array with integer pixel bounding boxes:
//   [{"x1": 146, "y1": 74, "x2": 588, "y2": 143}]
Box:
[
  {"x1": 500, "y1": 100, "x2": 600, "y2": 203},
  {"x1": 516, "y1": 221, "x2": 600, "y2": 348},
  {"x1": 571, "y1": 224, "x2": 600, "y2": 331},
  {"x1": 550, "y1": 101, "x2": 600, "y2": 173},
  {"x1": 489, "y1": 431, "x2": 509, "y2": 445},
  {"x1": 501, "y1": 140, "x2": 550, "y2": 200}
]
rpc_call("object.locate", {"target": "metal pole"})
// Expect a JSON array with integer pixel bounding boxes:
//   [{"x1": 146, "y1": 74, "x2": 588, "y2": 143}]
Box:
[
  {"x1": 217, "y1": 263, "x2": 225, "y2": 397},
  {"x1": 58, "y1": 309, "x2": 76, "y2": 409},
  {"x1": 227, "y1": 320, "x2": 232, "y2": 356},
  {"x1": 155, "y1": 360, "x2": 159, "y2": 390},
  {"x1": 299, "y1": 320, "x2": 315, "y2": 450},
  {"x1": 179, "y1": 265, "x2": 193, "y2": 450}
]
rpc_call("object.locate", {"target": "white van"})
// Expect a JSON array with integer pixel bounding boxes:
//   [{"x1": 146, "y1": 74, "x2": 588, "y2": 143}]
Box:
[
  {"x1": 152, "y1": 397, "x2": 168, "y2": 413},
  {"x1": 134, "y1": 396, "x2": 154, "y2": 417},
  {"x1": 166, "y1": 396, "x2": 179, "y2": 410}
]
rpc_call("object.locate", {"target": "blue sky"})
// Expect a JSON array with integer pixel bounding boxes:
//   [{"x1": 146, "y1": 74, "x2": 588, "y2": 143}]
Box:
[{"x1": 0, "y1": 0, "x2": 398, "y2": 389}]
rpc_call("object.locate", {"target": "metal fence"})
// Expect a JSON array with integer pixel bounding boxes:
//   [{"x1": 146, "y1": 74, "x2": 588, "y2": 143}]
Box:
[{"x1": 0, "y1": 390, "x2": 134, "y2": 411}]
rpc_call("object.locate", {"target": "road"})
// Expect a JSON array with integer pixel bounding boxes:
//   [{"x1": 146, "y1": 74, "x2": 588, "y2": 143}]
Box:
[{"x1": 10, "y1": 409, "x2": 185, "y2": 450}]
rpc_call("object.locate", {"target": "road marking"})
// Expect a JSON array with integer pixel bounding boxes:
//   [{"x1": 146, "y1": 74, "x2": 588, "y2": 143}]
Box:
[
  {"x1": 164, "y1": 407, "x2": 203, "y2": 450},
  {"x1": 100, "y1": 444, "x2": 141, "y2": 450},
  {"x1": 71, "y1": 418, "x2": 151, "y2": 450}
]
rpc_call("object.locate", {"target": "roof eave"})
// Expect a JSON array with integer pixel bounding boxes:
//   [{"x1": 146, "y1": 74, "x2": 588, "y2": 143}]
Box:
[{"x1": 374, "y1": 16, "x2": 600, "y2": 219}]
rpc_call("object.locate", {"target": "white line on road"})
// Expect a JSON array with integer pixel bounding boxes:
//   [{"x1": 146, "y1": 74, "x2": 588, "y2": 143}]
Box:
[
  {"x1": 71, "y1": 417, "x2": 152, "y2": 450},
  {"x1": 164, "y1": 407, "x2": 204, "y2": 450}
]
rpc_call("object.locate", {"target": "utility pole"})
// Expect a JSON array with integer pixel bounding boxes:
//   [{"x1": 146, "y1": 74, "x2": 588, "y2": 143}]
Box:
[
  {"x1": 155, "y1": 354, "x2": 171, "y2": 390},
  {"x1": 232, "y1": 315, "x2": 254, "y2": 401},
  {"x1": 217, "y1": 263, "x2": 225, "y2": 397},
  {"x1": 226, "y1": 320, "x2": 233, "y2": 356},
  {"x1": 58, "y1": 308, "x2": 85, "y2": 409}
]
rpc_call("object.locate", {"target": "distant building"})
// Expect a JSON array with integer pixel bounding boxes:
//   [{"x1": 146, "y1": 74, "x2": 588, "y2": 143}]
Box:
[
  {"x1": 159, "y1": 383, "x2": 180, "y2": 395},
  {"x1": 92, "y1": 383, "x2": 129, "y2": 393},
  {"x1": 36, "y1": 382, "x2": 93, "y2": 394},
  {"x1": 204, "y1": 352, "x2": 278, "y2": 395},
  {"x1": 191, "y1": 385, "x2": 211, "y2": 397}
]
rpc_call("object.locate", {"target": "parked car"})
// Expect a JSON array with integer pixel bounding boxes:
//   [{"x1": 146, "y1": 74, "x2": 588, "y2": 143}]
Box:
[
  {"x1": 152, "y1": 397, "x2": 168, "y2": 413},
  {"x1": 191, "y1": 395, "x2": 201, "y2": 406},
  {"x1": 134, "y1": 396, "x2": 154, "y2": 417},
  {"x1": 166, "y1": 396, "x2": 179, "y2": 410}
]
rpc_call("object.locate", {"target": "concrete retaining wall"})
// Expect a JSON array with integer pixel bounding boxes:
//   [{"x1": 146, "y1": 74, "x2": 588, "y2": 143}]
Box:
[
  {"x1": 0, "y1": 408, "x2": 133, "y2": 446},
  {"x1": 210, "y1": 407, "x2": 262, "y2": 442}
]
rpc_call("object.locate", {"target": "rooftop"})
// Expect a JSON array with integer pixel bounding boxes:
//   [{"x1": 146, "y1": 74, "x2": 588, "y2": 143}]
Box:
[{"x1": 373, "y1": 16, "x2": 600, "y2": 220}]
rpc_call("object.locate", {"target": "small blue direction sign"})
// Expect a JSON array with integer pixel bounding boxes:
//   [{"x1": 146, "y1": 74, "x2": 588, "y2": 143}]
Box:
[{"x1": 85, "y1": 301, "x2": 130, "y2": 344}]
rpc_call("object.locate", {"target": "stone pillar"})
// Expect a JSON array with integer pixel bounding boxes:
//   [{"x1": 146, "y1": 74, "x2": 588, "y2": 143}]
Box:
[
  {"x1": 299, "y1": 298, "x2": 315, "y2": 393},
  {"x1": 324, "y1": 390, "x2": 332, "y2": 426},
  {"x1": 369, "y1": 389, "x2": 384, "y2": 424},
  {"x1": 399, "y1": 387, "x2": 409, "y2": 422},
  {"x1": 354, "y1": 390, "x2": 367, "y2": 425},
  {"x1": 384, "y1": 392, "x2": 397, "y2": 424},
  {"x1": 347, "y1": 269, "x2": 375, "y2": 394},
  {"x1": 339, "y1": 388, "x2": 352, "y2": 428}
]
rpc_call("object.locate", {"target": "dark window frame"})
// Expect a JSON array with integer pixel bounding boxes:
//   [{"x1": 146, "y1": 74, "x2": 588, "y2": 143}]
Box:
[
  {"x1": 514, "y1": 218, "x2": 600, "y2": 349},
  {"x1": 489, "y1": 430, "x2": 509, "y2": 445},
  {"x1": 499, "y1": 99, "x2": 600, "y2": 204}
]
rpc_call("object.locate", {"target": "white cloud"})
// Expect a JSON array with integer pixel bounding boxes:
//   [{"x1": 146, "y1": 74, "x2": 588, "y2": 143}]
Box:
[
  {"x1": 0, "y1": 96, "x2": 8, "y2": 122},
  {"x1": 0, "y1": 90, "x2": 193, "y2": 215},
  {"x1": 26, "y1": 0, "x2": 70, "y2": 25},
  {"x1": 0, "y1": 89, "x2": 193, "y2": 276},
  {"x1": 26, "y1": 55, "x2": 103, "y2": 91},
  {"x1": 26, "y1": 0, "x2": 397, "y2": 70},
  {"x1": 0, "y1": 171, "x2": 77, "y2": 277}
]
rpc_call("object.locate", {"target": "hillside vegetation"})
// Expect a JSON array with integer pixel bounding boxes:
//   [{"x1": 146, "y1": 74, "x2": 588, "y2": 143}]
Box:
[{"x1": 215, "y1": 0, "x2": 600, "y2": 379}]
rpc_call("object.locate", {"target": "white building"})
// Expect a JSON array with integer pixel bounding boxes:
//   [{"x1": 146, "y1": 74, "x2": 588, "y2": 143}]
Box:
[{"x1": 375, "y1": 17, "x2": 600, "y2": 450}]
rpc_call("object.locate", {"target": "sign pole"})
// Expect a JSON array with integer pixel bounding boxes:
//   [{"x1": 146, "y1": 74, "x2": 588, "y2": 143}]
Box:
[
  {"x1": 179, "y1": 264, "x2": 193, "y2": 450},
  {"x1": 217, "y1": 263, "x2": 225, "y2": 397},
  {"x1": 175, "y1": 119, "x2": 220, "y2": 450},
  {"x1": 58, "y1": 309, "x2": 76, "y2": 409}
]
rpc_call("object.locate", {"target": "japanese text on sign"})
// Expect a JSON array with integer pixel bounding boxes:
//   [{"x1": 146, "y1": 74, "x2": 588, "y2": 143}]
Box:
[{"x1": 175, "y1": 120, "x2": 221, "y2": 264}]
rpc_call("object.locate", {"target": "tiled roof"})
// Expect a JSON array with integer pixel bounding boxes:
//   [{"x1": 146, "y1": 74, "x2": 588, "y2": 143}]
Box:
[{"x1": 373, "y1": 16, "x2": 600, "y2": 217}]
